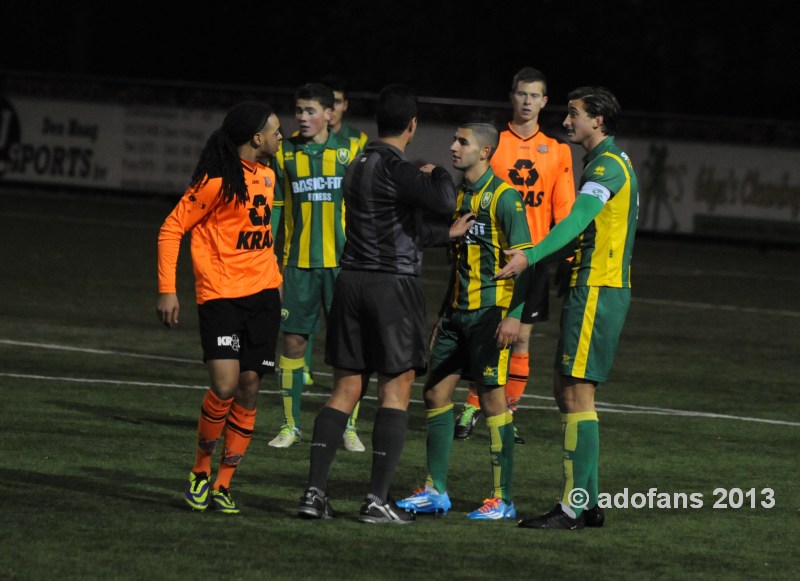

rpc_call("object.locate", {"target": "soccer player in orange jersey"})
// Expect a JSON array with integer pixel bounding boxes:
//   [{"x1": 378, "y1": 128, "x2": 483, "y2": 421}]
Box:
[
  {"x1": 454, "y1": 67, "x2": 575, "y2": 443},
  {"x1": 157, "y1": 102, "x2": 284, "y2": 514}
]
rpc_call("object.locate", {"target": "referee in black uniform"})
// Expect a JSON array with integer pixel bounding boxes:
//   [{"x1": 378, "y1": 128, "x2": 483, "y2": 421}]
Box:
[{"x1": 297, "y1": 84, "x2": 460, "y2": 524}]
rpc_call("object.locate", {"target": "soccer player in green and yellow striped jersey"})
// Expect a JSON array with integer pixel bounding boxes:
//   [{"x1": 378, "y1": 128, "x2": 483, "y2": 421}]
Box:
[
  {"x1": 454, "y1": 67, "x2": 576, "y2": 442},
  {"x1": 321, "y1": 74, "x2": 369, "y2": 152},
  {"x1": 496, "y1": 87, "x2": 638, "y2": 530},
  {"x1": 296, "y1": 75, "x2": 369, "y2": 393},
  {"x1": 268, "y1": 83, "x2": 363, "y2": 451},
  {"x1": 448, "y1": 170, "x2": 533, "y2": 313},
  {"x1": 398, "y1": 116, "x2": 532, "y2": 521}
]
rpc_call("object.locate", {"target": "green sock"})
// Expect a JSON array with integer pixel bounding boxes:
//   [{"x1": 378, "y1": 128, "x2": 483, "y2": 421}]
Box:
[
  {"x1": 425, "y1": 404, "x2": 454, "y2": 493},
  {"x1": 560, "y1": 411, "x2": 599, "y2": 517},
  {"x1": 487, "y1": 412, "x2": 515, "y2": 502},
  {"x1": 587, "y1": 433, "x2": 600, "y2": 509},
  {"x1": 278, "y1": 355, "x2": 305, "y2": 430}
]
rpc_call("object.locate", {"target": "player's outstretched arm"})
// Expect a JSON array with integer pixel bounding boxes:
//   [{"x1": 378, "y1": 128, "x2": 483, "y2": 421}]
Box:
[
  {"x1": 493, "y1": 249, "x2": 530, "y2": 280},
  {"x1": 493, "y1": 194, "x2": 605, "y2": 280}
]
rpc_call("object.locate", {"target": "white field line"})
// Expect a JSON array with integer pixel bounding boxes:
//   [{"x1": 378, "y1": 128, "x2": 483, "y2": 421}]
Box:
[{"x1": 1, "y1": 340, "x2": 798, "y2": 427}]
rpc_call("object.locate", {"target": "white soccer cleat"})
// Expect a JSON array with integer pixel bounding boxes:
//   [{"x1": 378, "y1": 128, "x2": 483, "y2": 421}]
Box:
[
  {"x1": 342, "y1": 427, "x2": 366, "y2": 452},
  {"x1": 268, "y1": 425, "x2": 302, "y2": 448}
]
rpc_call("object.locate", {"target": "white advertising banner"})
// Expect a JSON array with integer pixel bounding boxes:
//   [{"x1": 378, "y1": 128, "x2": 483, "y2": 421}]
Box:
[
  {"x1": 2, "y1": 95, "x2": 799, "y2": 242},
  {"x1": 0, "y1": 96, "x2": 225, "y2": 194},
  {"x1": 0, "y1": 97, "x2": 121, "y2": 187},
  {"x1": 615, "y1": 137, "x2": 800, "y2": 239},
  {"x1": 119, "y1": 106, "x2": 226, "y2": 192}
]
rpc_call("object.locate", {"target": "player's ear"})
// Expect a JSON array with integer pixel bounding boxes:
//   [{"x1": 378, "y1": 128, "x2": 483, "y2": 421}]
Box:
[{"x1": 541, "y1": 95, "x2": 548, "y2": 109}]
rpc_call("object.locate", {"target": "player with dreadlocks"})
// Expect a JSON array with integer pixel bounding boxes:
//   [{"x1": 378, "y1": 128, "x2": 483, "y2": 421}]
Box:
[{"x1": 157, "y1": 101, "x2": 284, "y2": 514}]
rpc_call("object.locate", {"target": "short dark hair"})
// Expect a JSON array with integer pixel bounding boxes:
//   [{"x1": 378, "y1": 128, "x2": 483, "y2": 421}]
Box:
[
  {"x1": 567, "y1": 86, "x2": 621, "y2": 135},
  {"x1": 459, "y1": 114, "x2": 500, "y2": 158},
  {"x1": 376, "y1": 84, "x2": 417, "y2": 137},
  {"x1": 320, "y1": 74, "x2": 348, "y2": 98},
  {"x1": 511, "y1": 67, "x2": 548, "y2": 95},
  {"x1": 294, "y1": 83, "x2": 335, "y2": 110}
]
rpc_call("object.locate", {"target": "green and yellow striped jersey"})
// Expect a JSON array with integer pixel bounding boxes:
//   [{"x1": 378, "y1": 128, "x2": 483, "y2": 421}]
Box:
[
  {"x1": 450, "y1": 168, "x2": 533, "y2": 311},
  {"x1": 337, "y1": 122, "x2": 368, "y2": 152},
  {"x1": 272, "y1": 131, "x2": 359, "y2": 268},
  {"x1": 573, "y1": 136, "x2": 638, "y2": 288}
]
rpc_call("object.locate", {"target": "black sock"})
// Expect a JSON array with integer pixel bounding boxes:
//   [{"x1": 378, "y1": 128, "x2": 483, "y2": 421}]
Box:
[
  {"x1": 367, "y1": 407, "x2": 409, "y2": 502},
  {"x1": 307, "y1": 407, "x2": 349, "y2": 492}
]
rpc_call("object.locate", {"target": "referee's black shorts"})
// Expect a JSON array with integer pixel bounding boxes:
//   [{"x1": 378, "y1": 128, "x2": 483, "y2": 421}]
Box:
[{"x1": 325, "y1": 269, "x2": 428, "y2": 376}]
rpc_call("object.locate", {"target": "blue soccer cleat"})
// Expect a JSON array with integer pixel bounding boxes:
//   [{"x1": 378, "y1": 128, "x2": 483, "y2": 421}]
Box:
[
  {"x1": 467, "y1": 497, "x2": 517, "y2": 520},
  {"x1": 396, "y1": 486, "x2": 452, "y2": 515}
]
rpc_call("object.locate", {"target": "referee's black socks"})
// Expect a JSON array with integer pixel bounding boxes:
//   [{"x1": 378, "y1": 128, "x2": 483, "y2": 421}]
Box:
[
  {"x1": 308, "y1": 407, "x2": 349, "y2": 492},
  {"x1": 368, "y1": 407, "x2": 409, "y2": 502}
]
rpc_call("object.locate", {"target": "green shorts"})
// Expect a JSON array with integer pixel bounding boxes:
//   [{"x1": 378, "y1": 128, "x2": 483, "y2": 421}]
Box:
[
  {"x1": 280, "y1": 266, "x2": 340, "y2": 335},
  {"x1": 429, "y1": 306, "x2": 510, "y2": 388},
  {"x1": 556, "y1": 285, "x2": 630, "y2": 383}
]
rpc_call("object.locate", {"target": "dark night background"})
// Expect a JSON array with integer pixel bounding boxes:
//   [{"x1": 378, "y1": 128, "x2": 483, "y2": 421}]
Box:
[{"x1": 2, "y1": 0, "x2": 798, "y2": 121}]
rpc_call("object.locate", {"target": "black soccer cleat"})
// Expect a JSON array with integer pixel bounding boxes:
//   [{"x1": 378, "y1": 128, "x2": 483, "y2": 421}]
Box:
[
  {"x1": 297, "y1": 487, "x2": 337, "y2": 519},
  {"x1": 518, "y1": 504, "x2": 585, "y2": 530},
  {"x1": 454, "y1": 405, "x2": 480, "y2": 440},
  {"x1": 583, "y1": 505, "x2": 605, "y2": 527},
  {"x1": 358, "y1": 496, "x2": 416, "y2": 524}
]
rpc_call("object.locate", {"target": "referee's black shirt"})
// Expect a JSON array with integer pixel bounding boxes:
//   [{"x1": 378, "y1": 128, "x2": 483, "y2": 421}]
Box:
[{"x1": 340, "y1": 140, "x2": 456, "y2": 276}]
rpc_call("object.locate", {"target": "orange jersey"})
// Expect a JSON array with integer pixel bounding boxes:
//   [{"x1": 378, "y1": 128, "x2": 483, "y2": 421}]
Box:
[
  {"x1": 158, "y1": 160, "x2": 283, "y2": 303},
  {"x1": 490, "y1": 124, "x2": 575, "y2": 243}
]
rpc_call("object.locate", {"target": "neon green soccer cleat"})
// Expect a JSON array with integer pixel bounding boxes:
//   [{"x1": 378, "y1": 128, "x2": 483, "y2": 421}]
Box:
[
  {"x1": 211, "y1": 486, "x2": 240, "y2": 514},
  {"x1": 184, "y1": 471, "x2": 210, "y2": 511},
  {"x1": 454, "y1": 404, "x2": 480, "y2": 439}
]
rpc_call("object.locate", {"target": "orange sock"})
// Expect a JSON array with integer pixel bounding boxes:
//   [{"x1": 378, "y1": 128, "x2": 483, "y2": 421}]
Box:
[
  {"x1": 466, "y1": 383, "x2": 480, "y2": 408},
  {"x1": 505, "y1": 353, "x2": 529, "y2": 411},
  {"x1": 193, "y1": 389, "x2": 233, "y2": 476},
  {"x1": 215, "y1": 402, "x2": 257, "y2": 491}
]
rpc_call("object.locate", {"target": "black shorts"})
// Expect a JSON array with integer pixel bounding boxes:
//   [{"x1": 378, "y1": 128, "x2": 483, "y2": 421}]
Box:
[
  {"x1": 520, "y1": 264, "x2": 550, "y2": 324},
  {"x1": 325, "y1": 269, "x2": 428, "y2": 376},
  {"x1": 197, "y1": 288, "x2": 281, "y2": 376}
]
